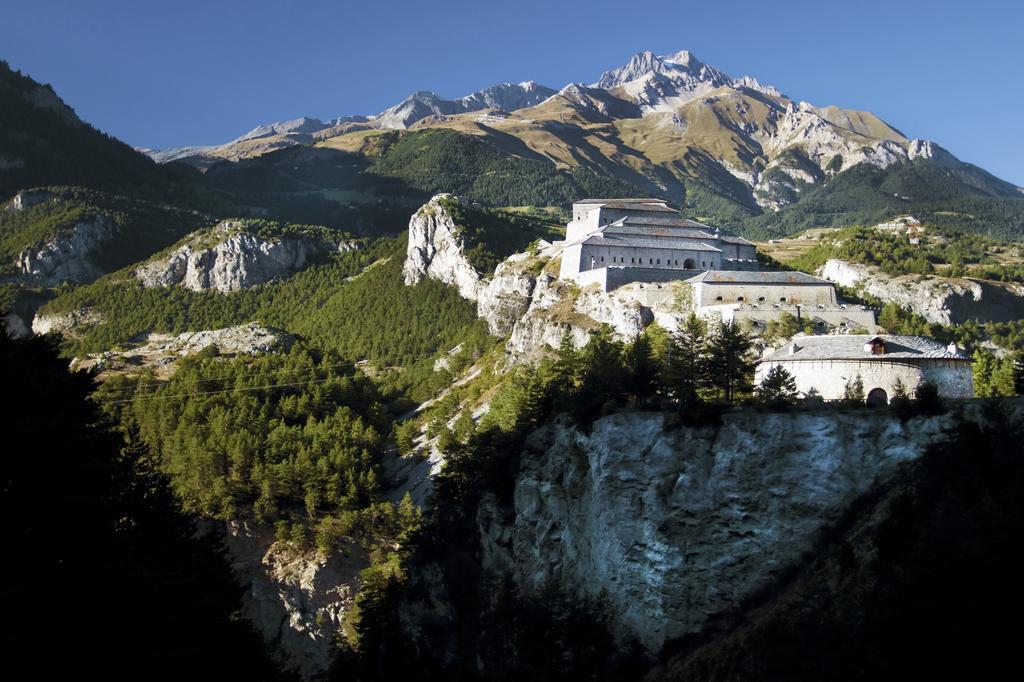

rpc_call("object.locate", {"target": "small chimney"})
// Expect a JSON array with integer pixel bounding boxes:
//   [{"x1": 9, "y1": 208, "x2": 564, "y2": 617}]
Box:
[
  {"x1": 947, "y1": 342, "x2": 959, "y2": 355},
  {"x1": 789, "y1": 342, "x2": 799, "y2": 355}
]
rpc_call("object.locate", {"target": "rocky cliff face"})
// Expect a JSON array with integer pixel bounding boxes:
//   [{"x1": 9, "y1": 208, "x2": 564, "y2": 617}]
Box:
[
  {"x1": 820, "y1": 258, "x2": 1024, "y2": 325},
  {"x1": 477, "y1": 409, "x2": 951, "y2": 651},
  {"x1": 137, "y1": 220, "x2": 356, "y2": 293},
  {"x1": 222, "y1": 521, "x2": 366, "y2": 679},
  {"x1": 70, "y1": 323, "x2": 293, "y2": 376},
  {"x1": 403, "y1": 196, "x2": 653, "y2": 359},
  {"x1": 32, "y1": 306, "x2": 106, "y2": 337},
  {"x1": 16, "y1": 213, "x2": 116, "y2": 286},
  {"x1": 402, "y1": 195, "x2": 483, "y2": 301}
]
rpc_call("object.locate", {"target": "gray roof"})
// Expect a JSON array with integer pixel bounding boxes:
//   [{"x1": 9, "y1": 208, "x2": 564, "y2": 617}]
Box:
[
  {"x1": 761, "y1": 335, "x2": 971, "y2": 362},
  {"x1": 719, "y1": 234, "x2": 756, "y2": 246},
  {"x1": 574, "y1": 198, "x2": 668, "y2": 205},
  {"x1": 597, "y1": 202, "x2": 678, "y2": 213},
  {"x1": 686, "y1": 270, "x2": 831, "y2": 285},
  {"x1": 583, "y1": 234, "x2": 722, "y2": 251},
  {"x1": 603, "y1": 224, "x2": 718, "y2": 240},
  {"x1": 612, "y1": 215, "x2": 714, "y2": 229}
]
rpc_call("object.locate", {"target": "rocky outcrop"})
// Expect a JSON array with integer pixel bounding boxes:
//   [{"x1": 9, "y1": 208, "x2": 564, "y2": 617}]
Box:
[
  {"x1": 2, "y1": 311, "x2": 30, "y2": 339},
  {"x1": 819, "y1": 258, "x2": 1024, "y2": 325},
  {"x1": 403, "y1": 196, "x2": 651, "y2": 359},
  {"x1": 32, "y1": 306, "x2": 106, "y2": 336},
  {"x1": 136, "y1": 220, "x2": 356, "y2": 292},
  {"x1": 5, "y1": 188, "x2": 54, "y2": 212},
  {"x1": 504, "y1": 274, "x2": 651, "y2": 360},
  {"x1": 402, "y1": 195, "x2": 482, "y2": 301},
  {"x1": 70, "y1": 323, "x2": 293, "y2": 376},
  {"x1": 222, "y1": 521, "x2": 366, "y2": 679},
  {"x1": 478, "y1": 409, "x2": 951, "y2": 652},
  {"x1": 16, "y1": 213, "x2": 116, "y2": 286}
]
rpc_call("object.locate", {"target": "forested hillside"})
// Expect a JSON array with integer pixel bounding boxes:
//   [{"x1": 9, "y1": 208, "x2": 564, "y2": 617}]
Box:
[{"x1": 0, "y1": 61, "x2": 202, "y2": 205}]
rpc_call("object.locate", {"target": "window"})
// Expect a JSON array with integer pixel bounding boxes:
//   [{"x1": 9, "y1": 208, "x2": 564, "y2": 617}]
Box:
[
  {"x1": 737, "y1": 296, "x2": 744, "y2": 302},
  {"x1": 780, "y1": 296, "x2": 787, "y2": 302},
  {"x1": 675, "y1": 259, "x2": 679, "y2": 265},
  {"x1": 758, "y1": 296, "x2": 765, "y2": 302},
  {"x1": 649, "y1": 258, "x2": 653, "y2": 264},
  {"x1": 656, "y1": 258, "x2": 660, "y2": 264},
  {"x1": 715, "y1": 295, "x2": 723, "y2": 301},
  {"x1": 600, "y1": 256, "x2": 605, "y2": 262},
  {"x1": 631, "y1": 257, "x2": 635, "y2": 264}
]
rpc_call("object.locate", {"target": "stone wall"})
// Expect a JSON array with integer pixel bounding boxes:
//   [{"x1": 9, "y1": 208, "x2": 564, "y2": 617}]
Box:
[
  {"x1": 756, "y1": 358, "x2": 974, "y2": 400},
  {"x1": 693, "y1": 281, "x2": 837, "y2": 307}
]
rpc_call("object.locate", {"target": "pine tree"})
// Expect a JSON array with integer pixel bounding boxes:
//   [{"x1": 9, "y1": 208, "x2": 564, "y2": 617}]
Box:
[
  {"x1": 663, "y1": 314, "x2": 707, "y2": 410},
  {"x1": 623, "y1": 333, "x2": 658, "y2": 408},
  {"x1": 704, "y1": 320, "x2": 756, "y2": 402},
  {"x1": 843, "y1": 374, "x2": 865, "y2": 403},
  {"x1": 756, "y1": 365, "x2": 799, "y2": 406}
]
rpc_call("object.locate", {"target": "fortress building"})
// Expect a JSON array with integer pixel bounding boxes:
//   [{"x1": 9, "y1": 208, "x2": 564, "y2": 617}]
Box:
[
  {"x1": 756, "y1": 335, "x2": 973, "y2": 404},
  {"x1": 559, "y1": 199, "x2": 757, "y2": 290},
  {"x1": 686, "y1": 270, "x2": 877, "y2": 334}
]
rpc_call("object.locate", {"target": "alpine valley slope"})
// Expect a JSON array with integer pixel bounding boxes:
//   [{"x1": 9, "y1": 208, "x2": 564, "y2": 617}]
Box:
[{"x1": 149, "y1": 49, "x2": 1024, "y2": 238}]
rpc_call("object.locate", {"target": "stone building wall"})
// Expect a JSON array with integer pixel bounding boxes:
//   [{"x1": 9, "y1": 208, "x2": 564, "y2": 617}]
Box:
[
  {"x1": 693, "y1": 281, "x2": 837, "y2": 307},
  {"x1": 756, "y1": 358, "x2": 974, "y2": 400}
]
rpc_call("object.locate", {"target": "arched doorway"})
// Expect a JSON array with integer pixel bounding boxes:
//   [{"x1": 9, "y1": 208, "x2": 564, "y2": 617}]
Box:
[
  {"x1": 866, "y1": 387, "x2": 888, "y2": 407},
  {"x1": 683, "y1": 258, "x2": 696, "y2": 269}
]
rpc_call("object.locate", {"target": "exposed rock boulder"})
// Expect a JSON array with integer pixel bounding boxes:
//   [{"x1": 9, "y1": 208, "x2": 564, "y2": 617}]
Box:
[
  {"x1": 70, "y1": 323, "x2": 293, "y2": 376},
  {"x1": 402, "y1": 194, "x2": 482, "y2": 301},
  {"x1": 478, "y1": 409, "x2": 951, "y2": 652},
  {"x1": 819, "y1": 258, "x2": 1024, "y2": 325},
  {"x1": 136, "y1": 220, "x2": 356, "y2": 293},
  {"x1": 5, "y1": 188, "x2": 54, "y2": 212},
  {"x1": 32, "y1": 306, "x2": 106, "y2": 336},
  {"x1": 16, "y1": 213, "x2": 116, "y2": 286},
  {"x1": 222, "y1": 521, "x2": 366, "y2": 679}
]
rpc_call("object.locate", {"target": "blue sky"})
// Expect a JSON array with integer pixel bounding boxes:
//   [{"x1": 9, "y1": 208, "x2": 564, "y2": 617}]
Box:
[{"x1": 3, "y1": 0, "x2": 1022, "y2": 184}]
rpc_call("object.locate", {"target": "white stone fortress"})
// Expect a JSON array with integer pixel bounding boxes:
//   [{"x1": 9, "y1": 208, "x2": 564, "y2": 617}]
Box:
[
  {"x1": 559, "y1": 198, "x2": 757, "y2": 290},
  {"x1": 557, "y1": 198, "x2": 876, "y2": 333}
]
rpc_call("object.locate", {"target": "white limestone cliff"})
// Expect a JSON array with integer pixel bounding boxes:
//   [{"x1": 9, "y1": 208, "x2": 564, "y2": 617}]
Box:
[
  {"x1": 32, "y1": 306, "x2": 106, "y2": 337},
  {"x1": 819, "y1": 258, "x2": 1024, "y2": 325},
  {"x1": 16, "y1": 213, "x2": 117, "y2": 286},
  {"x1": 402, "y1": 194, "x2": 483, "y2": 301},
  {"x1": 477, "y1": 409, "x2": 951, "y2": 651},
  {"x1": 136, "y1": 220, "x2": 356, "y2": 293}
]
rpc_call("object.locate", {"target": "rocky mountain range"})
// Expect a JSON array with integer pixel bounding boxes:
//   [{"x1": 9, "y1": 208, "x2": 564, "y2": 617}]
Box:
[{"x1": 143, "y1": 49, "x2": 1022, "y2": 234}]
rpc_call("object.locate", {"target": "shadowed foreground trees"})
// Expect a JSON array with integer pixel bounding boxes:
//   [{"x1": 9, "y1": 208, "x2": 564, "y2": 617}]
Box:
[{"x1": 0, "y1": 332, "x2": 287, "y2": 679}]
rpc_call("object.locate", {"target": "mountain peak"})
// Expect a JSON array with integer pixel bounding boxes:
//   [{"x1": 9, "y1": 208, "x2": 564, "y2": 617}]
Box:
[{"x1": 660, "y1": 49, "x2": 698, "y2": 68}]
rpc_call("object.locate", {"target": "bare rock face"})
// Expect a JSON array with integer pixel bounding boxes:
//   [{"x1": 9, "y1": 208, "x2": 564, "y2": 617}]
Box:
[
  {"x1": 32, "y1": 306, "x2": 106, "y2": 336},
  {"x1": 5, "y1": 188, "x2": 54, "y2": 212},
  {"x1": 819, "y1": 258, "x2": 1024, "y2": 325},
  {"x1": 16, "y1": 213, "x2": 116, "y2": 286},
  {"x1": 402, "y1": 196, "x2": 650, "y2": 359},
  {"x1": 70, "y1": 323, "x2": 293, "y2": 375},
  {"x1": 505, "y1": 274, "x2": 651, "y2": 361},
  {"x1": 222, "y1": 521, "x2": 366, "y2": 679},
  {"x1": 137, "y1": 220, "x2": 355, "y2": 293},
  {"x1": 2, "y1": 311, "x2": 30, "y2": 339},
  {"x1": 478, "y1": 410, "x2": 950, "y2": 652},
  {"x1": 402, "y1": 194, "x2": 482, "y2": 301}
]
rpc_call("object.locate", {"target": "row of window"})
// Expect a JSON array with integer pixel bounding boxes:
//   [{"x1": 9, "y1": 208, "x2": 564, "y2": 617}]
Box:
[
  {"x1": 597, "y1": 255, "x2": 706, "y2": 267},
  {"x1": 715, "y1": 296, "x2": 790, "y2": 302}
]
